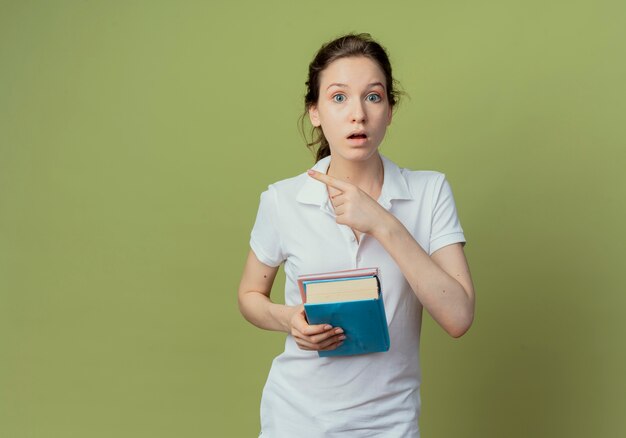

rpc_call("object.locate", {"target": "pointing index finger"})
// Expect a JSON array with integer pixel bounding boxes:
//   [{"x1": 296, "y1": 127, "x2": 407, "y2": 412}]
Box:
[{"x1": 307, "y1": 169, "x2": 352, "y2": 191}]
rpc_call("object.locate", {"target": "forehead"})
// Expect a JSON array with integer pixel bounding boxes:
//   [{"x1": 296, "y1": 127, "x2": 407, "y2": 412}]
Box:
[{"x1": 319, "y1": 56, "x2": 386, "y2": 89}]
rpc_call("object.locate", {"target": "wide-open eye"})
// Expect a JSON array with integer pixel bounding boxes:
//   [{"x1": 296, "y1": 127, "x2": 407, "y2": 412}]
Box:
[
  {"x1": 366, "y1": 93, "x2": 382, "y2": 103},
  {"x1": 332, "y1": 94, "x2": 346, "y2": 103}
]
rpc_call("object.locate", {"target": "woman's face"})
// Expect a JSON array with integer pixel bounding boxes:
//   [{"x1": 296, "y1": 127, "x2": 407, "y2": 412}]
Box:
[{"x1": 308, "y1": 56, "x2": 393, "y2": 163}]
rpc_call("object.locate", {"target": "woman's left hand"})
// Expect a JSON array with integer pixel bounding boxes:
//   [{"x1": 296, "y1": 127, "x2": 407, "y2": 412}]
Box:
[{"x1": 307, "y1": 169, "x2": 391, "y2": 236}]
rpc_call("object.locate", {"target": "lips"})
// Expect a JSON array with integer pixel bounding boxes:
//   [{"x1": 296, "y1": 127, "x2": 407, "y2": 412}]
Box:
[{"x1": 347, "y1": 131, "x2": 367, "y2": 139}]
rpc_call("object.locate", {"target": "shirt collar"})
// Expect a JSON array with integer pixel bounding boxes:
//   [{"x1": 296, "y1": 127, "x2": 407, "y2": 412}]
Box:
[{"x1": 295, "y1": 153, "x2": 412, "y2": 210}]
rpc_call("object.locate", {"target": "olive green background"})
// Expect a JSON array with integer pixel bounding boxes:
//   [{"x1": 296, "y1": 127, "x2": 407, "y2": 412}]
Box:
[{"x1": 1, "y1": 0, "x2": 624, "y2": 437}]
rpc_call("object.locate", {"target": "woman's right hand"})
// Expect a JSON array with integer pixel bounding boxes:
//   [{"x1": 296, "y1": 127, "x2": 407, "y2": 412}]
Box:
[{"x1": 288, "y1": 305, "x2": 346, "y2": 351}]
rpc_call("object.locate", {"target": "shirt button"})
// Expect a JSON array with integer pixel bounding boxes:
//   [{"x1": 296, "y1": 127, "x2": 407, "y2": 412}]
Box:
[{"x1": 356, "y1": 255, "x2": 362, "y2": 263}]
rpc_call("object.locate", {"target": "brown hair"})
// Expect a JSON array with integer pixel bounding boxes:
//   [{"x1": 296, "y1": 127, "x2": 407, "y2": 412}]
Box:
[{"x1": 299, "y1": 32, "x2": 406, "y2": 162}]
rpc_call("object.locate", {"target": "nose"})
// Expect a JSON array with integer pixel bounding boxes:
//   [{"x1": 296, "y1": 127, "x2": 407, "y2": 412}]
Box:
[{"x1": 350, "y1": 100, "x2": 366, "y2": 123}]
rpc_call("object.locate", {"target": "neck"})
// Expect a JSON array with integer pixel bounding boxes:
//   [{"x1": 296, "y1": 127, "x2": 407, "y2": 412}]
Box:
[{"x1": 326, "y1": 152, "x2": 384, "y2": 196}]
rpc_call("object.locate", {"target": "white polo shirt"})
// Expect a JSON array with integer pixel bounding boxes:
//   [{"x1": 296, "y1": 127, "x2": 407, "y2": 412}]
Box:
[{"x1": 250, "y1": 153, "x2": 466, "y2": 438}]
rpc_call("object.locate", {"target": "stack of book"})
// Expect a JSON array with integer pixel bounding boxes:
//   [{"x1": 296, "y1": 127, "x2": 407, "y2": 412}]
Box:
[{"x1": 297, "y1": 267, "x2": 390, "y2": 357}]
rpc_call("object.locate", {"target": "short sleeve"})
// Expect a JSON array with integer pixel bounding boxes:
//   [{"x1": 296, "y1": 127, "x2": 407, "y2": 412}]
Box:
[
  {"x1": 250, "y1": 185, "x2": 286, "y2": 267},
  {"x1": 429, "y1": 174, "x2": 466, "y2": 256}
]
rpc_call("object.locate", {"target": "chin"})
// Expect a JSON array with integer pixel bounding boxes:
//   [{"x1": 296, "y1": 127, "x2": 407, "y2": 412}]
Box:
[
  {"x1": 343, "y1": 147, "x2": 379, "y2": 162},
  {"x1": 328, "y1": 141, "x2": 381, "y2": 163}
]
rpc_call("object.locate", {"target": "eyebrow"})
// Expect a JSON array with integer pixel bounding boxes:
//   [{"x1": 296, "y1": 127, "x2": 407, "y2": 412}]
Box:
[{"x1": 326, "y1": 82, "x2": 385, "y2": 91}]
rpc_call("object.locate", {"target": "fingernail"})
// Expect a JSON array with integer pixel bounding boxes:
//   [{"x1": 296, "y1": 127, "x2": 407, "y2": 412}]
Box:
[
  {"x1": 335, "y1": 328, "x2": 344, "y2": 334},
  {"x1": 307, "y1": 169, "x2": 315, "y2": 175},
  {"x1": 339, "y1": 335, "x2": 346, "y2": 340},
  {"x1": 324, "y1": 325, "x2": 332, "y2": 330}
]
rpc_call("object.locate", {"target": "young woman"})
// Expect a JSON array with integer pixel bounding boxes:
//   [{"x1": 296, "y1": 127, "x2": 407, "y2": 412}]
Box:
[{"x1": 238, "y1": 33, "x2": 475, "y2": 437}]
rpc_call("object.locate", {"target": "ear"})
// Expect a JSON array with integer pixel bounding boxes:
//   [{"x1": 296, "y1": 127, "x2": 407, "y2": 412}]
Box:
[
  {"x1": 308, "y1": 104, "x2": 321, "y2": 127},
  {"x1": 386, "y1": 105, "x2": 393, "y2": 126}
]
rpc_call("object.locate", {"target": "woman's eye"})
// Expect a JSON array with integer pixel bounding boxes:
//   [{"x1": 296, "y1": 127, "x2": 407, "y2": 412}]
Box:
[
  {"x1": 332, "y1": 94, "x2": 346, "y2": 103},
  {"x1": 367, "y1": 93, "x2": 382, "y2": 102}
]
